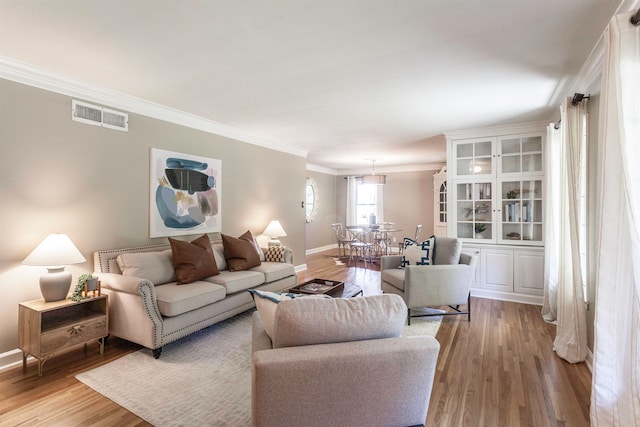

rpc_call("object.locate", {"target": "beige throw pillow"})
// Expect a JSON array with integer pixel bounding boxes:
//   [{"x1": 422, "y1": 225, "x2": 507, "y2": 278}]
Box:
[{"x1": 116, "y1": 249, "x2": 176, "y2": 285}]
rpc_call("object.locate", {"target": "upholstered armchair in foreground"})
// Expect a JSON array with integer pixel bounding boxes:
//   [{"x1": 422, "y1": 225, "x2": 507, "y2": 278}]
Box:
[
  {"x1": 251, "y1": 294, "x2": 440, "y2": 427},
  {"x1": 381, "y1": 237, "x2": 477, "y2": 324}
]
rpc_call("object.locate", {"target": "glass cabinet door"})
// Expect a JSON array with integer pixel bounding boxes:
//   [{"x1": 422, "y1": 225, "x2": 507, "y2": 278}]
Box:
[
  {"x1": 499, "y1": 135, "x2": 543, "y2": 175},
  {"x1": 455, "y1": 182, "x2": 494, "y2": 241},
  {"x1": 454, "y1": 139, "x2": 494, "y2": 177},
  {"x1": 500, "y1": 179, "x2": 543, "y2": 244},
  {"x1": 438, "y1": 181, "x2": 447, "y2": 224}
]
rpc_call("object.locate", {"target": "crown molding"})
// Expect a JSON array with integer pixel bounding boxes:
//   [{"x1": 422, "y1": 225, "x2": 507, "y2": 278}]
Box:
[
  {"x1": 572, "y1": 0, "x2": 640, "y2": 93},
  {"x1": 0, "y1": 56, "x2": 308, "y2": 159},
  {"x1": 341, "y1": 162, "x2": 446, "y2": 175},
  {"x1": 444, "y1": 121, "x2": 549, "y2": 140},
  {"x1": 306, "y1": 163, "x2": 338, "y2": 175}
]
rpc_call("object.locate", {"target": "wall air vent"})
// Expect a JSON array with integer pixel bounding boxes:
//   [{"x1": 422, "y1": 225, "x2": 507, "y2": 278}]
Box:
[{"x1": 72, "y1": 100, "x2": 128, "y2": 131}]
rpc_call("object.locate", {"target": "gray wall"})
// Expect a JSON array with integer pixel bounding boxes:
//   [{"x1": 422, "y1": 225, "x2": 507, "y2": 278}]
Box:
[
  {"x1": 305, "y1": 170, "x2": 338, "y2": 251},
  {"x1": 335, "y1": 169, "x2": 438, "y2": 245},
  {"x1": 0, "y1": 79, "x2": 306, "y2": 360}
]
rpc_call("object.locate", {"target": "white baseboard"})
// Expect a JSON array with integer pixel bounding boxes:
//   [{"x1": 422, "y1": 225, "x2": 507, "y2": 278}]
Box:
[
  {"x1": 306, "y1": 244, "x2": 337, "y2": 255},
  {"x1": 0, "y1": 348, "x2": 24, "y2": 373},
  {"x1": 294, "y1": 264, "x2": 307, "y2": 273},
  {"x1": 470, "y1": 288, "x2": 544, "y2": 306}
]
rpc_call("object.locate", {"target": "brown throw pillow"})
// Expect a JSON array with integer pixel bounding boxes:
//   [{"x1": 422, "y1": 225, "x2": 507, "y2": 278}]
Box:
[
  {"x1": 169, "y1": 234, "x2": 219, "y2": 284},
  {"x1": 222, "y1": 230, "x2": 262, "y2": 271}
]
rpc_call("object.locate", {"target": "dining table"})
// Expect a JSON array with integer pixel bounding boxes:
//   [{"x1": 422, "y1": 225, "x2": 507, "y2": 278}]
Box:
[{"x1": 344, "y1": 224, "x2": 402, "y2": 261}]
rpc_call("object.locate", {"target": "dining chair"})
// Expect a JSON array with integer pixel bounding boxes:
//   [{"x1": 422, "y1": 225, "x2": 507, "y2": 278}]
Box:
[
  {"x1": 399, "y1": 224, "x2": 423, "y2": 254},
  {"x1": 348, "y1": 226, "x2": 373, "y2": 268},
  {"x1": 331, "y1": 223, "x2": 351, "y2": 258}
]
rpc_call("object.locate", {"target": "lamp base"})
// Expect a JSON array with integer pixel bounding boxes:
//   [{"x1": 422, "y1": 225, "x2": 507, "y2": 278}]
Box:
[
  {"x1": 40, "y1": 267, "x2": 72, "y2": 302},
  {"x1": 268, "y1": 238, "x2": 281, "y2": 247}
]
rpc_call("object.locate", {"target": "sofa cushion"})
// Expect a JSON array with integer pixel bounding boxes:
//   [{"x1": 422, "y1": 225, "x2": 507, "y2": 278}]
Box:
[
  {"x1": 154, "y1": 281, "x2": 227, "y2": 317},
  {"x1": 169, "y1": 234, "x2": 219, "y2": 284},
  {"x1": 433, "y1": 236, "x2": 462, "y2": 265},
  {"x1": 381, "y1": 268, "x2": 406, "y2": 291},
  {"x1": 116, "y1": 249, "x2": 176, "y2": 285},
  {"x1": 222, "y1": 231, "x2": 262, "y2": 271},
  {"x1": 272, "y1": 294, "x2": 407, "y2": 349},
  {"x1": 207, "y1": 269, "x2": 265, "y2": 294},
  {"x1": 402, "y1": 236, "x2": 435, "y2": 267},
  {"x1": 249, "y1": 262, "x2": 295, "y2": 283},
  {"x1": 248, "y1": 290, "x2": 330, "y2": 339}
]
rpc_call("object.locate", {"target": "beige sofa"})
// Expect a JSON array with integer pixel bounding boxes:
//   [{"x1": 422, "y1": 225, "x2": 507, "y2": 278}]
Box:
[
  {"x1": 93, "y1": 234, "x2": 297, "y2": 358},
  {"x1": 251, "y1": 294, "x2": 440, "y2": 427}
]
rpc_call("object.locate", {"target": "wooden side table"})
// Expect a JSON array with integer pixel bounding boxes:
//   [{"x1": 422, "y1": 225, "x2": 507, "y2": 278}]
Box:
[{"x1": 18, "y1": 295, "x2": 108, "y2": 376}]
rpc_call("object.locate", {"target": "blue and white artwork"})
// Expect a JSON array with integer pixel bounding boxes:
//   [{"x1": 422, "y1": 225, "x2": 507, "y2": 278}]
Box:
[{"x1": 150, "y1": 148, "x2": 221, "y2": 238}]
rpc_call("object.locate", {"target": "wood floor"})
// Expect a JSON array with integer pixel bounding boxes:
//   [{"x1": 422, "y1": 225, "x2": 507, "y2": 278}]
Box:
[{"x1": 0, "y1": 249, "x2": 592, "y2": 426}]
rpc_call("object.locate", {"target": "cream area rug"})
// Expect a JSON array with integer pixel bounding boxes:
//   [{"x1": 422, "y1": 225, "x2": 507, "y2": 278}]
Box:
[{"x1": 76, "y1": 309, "x2": 441, "y2": 427}]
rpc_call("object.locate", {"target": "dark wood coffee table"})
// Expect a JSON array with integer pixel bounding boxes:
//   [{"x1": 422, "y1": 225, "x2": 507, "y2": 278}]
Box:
[{"x1": 288, "y1": 280, "x2": 362, "y2": 298}]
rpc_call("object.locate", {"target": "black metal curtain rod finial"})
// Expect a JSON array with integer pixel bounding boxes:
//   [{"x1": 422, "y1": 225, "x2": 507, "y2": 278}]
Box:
[
  {"x1": 631, "y1": 8, "x2": 640, "y2": 26},
  {"x1": 571, "y1": 93, "x2": 590, "y2": 106}
]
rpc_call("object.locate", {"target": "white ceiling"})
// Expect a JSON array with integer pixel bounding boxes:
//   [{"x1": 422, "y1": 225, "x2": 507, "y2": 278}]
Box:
[{"x1": 0, "y1": 0, "x2": 624, "y2": 172}]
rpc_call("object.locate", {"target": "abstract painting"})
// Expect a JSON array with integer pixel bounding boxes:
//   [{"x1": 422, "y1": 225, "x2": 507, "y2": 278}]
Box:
[{"x1": 150, "y1": 148, "x2": 221, "y2": 238}]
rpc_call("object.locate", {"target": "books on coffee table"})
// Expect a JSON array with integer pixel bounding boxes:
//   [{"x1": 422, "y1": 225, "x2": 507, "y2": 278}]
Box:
[{"x1": 289, "y1": 279, "x2": 344, "y2": 296}]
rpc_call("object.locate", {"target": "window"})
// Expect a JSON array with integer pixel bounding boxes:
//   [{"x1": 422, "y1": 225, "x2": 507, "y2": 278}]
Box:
[
  {"x1": 355, "y1": 184, "x2": 382, "y2": 225},
  {"x1": 305, "y1": 178, "x2": 319, "y2": 223}
]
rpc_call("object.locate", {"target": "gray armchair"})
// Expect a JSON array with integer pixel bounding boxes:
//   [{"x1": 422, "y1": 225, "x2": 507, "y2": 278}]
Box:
[
  {"x1": 381, "y1": 237, "x2": 477, "y2": 324},
  {"x1": 251, "y1": 294, "x2": 440, "y2": 426}
]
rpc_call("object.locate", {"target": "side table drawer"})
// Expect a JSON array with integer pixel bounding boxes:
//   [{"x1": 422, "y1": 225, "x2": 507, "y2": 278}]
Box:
[{"x1": 40, "y1": 316, "x2": 107, "y2": 355}]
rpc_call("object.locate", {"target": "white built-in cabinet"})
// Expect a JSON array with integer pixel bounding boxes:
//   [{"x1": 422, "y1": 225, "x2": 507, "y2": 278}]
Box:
[{"x1": 447, "y1": 124, "x2": 546, "y2": 305}]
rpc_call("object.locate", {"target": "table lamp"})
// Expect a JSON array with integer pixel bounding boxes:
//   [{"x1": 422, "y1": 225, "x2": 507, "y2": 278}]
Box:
[
  {"x1": 263, "y1": 220, "x2": 287, "y2": 247},
  {"x1": 22, "y1": 234, "x2": 87, "y2": 302}
]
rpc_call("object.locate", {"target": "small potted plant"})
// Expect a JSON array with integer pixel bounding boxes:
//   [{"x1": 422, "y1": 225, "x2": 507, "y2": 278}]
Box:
[
  {"x1": 70, "y1": 274, "x2": 98, "y2": 301},
  {"x1": 506, "y1": 190, "x2": 517, "y2": 199},
  {"x1": 474, "y1": 223, "x2": 486, "y2": 239}
]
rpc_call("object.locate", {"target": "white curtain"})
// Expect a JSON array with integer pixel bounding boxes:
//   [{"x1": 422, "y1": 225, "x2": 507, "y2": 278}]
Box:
[
  {"x1": 591, "y1": 12, "x2": 640, "y2": 426},
  {"x1": 542, "y1": 123, "x2": 561, "y2": 323},
  {"x1": 376, "y1": 185, "x2": 385, "y2": 223},
  {"x1": 550, "y1": 97, "x2": 588, "y2": 363},
  {"x1": 345, "y1": 176, "x2": 358, "y2": 226}
]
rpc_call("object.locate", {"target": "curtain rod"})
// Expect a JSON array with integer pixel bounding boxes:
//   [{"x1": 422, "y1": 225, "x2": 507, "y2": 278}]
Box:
[{"x1": 632, "y1": 8, "x2": 640, "y2": 26}]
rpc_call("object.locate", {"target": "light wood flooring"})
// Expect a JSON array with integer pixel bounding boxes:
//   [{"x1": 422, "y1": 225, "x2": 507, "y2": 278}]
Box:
[{"x1": 0, "y1": 249, "x2": 591, "y2": 426}]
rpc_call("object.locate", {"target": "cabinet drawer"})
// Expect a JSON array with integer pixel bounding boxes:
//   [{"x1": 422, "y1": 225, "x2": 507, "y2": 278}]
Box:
[{"x1": 40, "y1": 316, "x2": 107, "y2": 355}]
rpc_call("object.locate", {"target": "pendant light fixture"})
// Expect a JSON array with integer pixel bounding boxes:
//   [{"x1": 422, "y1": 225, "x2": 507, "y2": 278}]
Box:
[{"x1": 360, "y1": 159, "x2": 386, "y2": 185}]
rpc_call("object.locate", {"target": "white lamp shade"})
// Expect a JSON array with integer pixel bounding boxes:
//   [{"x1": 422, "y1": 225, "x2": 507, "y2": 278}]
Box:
[
  {"x1": 22, "y1": 234, "x2": 86, "y2": 267},
  {"x1": 22, "y1": 234, "x2": 86, "y2": 302},
  {"x1": 361, "y1": 174, "x2": 386, "y2": 185},
  {"x1": 263, "y1": 220, "x2": 287, "y2": 238}
]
